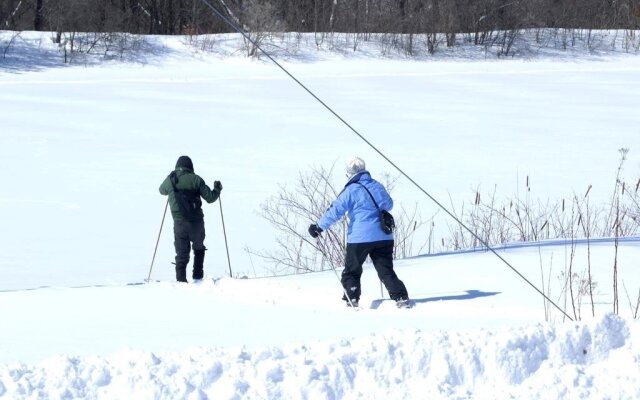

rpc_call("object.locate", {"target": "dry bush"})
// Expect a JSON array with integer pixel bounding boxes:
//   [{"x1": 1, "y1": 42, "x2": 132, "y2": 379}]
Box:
[
  {"x1": 247, "y1": 164, "x2": 430, "y2": 276},
  {"x1": 1, "y1": 31, "x2": 21, "y2": 60},
  {"x1": 237, "y1": 0, "x2": 283, "y2": 57}
]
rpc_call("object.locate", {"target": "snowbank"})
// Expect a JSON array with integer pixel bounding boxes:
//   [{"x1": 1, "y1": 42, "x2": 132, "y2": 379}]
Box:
[{"x1": 1, "y1": 314, "x2": 637, "y2": 400}]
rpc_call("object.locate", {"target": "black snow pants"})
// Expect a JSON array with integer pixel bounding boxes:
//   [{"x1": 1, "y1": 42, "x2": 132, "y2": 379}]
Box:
[
  {"x1": 341, "y1": 240, "x2": 408, "y2": 302},
  {"x1": 173, "y1": 218, "x2": 206, "y2": 282}
]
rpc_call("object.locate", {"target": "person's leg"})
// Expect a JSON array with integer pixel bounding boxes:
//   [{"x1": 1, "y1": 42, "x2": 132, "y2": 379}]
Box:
[
  {"x1": 369, "y1": 240, "x2": 408, "y2": 301},
  {"x1": 341, "y1": 242, "x2": 369, "y2": 303},
  {"x1": 173, "y1": 221, "x2": 190, "y2": 282},
  {"x1": 190, "y1": 219, "x2": 206, "y2": 280}
]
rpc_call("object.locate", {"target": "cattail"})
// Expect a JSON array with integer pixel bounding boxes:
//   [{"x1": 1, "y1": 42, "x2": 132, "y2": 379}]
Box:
[
  {"x1": 540, "y1": 220, "x2": 548, "y2": 232},
  {"x1": 584, "y1": 184, "x2": 592, "y2": 198},
  {"x1": 475, "y1": 192, "x2": 480, "y2": 205}
]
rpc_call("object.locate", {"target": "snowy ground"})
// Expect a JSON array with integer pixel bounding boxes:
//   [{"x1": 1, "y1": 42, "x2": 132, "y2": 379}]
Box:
[
  {"x1": 1, "y1": 31, "x2": 640, "y2": 399},
  {"x1": 1, "y1": 240, "x2": 640, "y2": 399},
  {"x1": 1, "y1": 32, "x2": 639, "y2": 286}
]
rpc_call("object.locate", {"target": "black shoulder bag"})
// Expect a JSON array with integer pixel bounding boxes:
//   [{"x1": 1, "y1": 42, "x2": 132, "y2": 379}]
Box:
[
  {"x1": 355, "y1": 183, "x2": 395, "y2": 234},
  {"x1": 169, "y1": 171, "x2": 202, "y2": 222}
]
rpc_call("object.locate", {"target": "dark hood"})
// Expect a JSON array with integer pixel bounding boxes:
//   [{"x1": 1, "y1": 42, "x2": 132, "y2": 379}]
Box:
[{"x1": 175, "y1": 155, "x2": 194, "y2": 171}]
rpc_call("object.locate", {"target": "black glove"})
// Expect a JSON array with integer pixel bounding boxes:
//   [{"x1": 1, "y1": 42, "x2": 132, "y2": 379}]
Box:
[
  {"x1": 213, "y1": 181, "x2": 222, "y2": 192},
  {"x1": 308, "y1": 224, "x2": 323, "y2": 238}
]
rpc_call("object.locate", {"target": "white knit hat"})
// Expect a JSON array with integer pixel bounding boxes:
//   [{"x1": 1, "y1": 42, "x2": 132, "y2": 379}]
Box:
[{"x1": 346, "y1": 156, "x2": 366, "y2": 177}]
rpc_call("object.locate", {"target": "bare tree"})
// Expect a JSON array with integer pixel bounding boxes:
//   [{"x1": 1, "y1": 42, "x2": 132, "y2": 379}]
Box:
[
  {"x1": 237, "y1": 0, "x2": 282, "y2": 57},
  {"x1": 34, "y1": 0, "x2": 44, "y2": 30},
  {"x1": 2, "y1": 0, "x2": 28, "y2": 30},
  {"x1": 2, "y1": 0, "x2": 640, "y2": 55}
]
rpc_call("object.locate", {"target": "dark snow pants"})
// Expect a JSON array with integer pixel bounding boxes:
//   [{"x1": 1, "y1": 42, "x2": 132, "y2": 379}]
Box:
[
  {"x1": 341, "y1": 240, "x2": 408, "y2": 302},
  {"x1": 173, "y1": 219, "x2": 206, "y2": 282}
]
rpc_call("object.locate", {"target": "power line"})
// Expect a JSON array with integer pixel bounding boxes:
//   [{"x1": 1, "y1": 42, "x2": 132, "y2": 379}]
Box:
[{"x1": 200, "y1": 0, "x2": 574, "y2": 321}]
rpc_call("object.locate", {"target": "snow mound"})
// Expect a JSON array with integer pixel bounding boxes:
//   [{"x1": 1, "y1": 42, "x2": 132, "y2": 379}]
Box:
[{"x1": 1, "y1": 314, "x2": 637, "y2": 400}]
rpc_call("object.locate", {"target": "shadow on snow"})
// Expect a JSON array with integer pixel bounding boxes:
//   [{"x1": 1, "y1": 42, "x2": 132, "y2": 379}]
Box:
[
  {"x1": 0, "y1": 34, "x2": 180, "y2": 74},
  {"x1": 369, "y1": 289, "x2": 501, "y2": 309}
]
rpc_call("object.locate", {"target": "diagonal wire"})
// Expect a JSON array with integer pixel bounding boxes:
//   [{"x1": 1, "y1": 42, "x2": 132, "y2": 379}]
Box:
[{"x1": 199, "y1": 0, "x2": 573, "y2": 321}]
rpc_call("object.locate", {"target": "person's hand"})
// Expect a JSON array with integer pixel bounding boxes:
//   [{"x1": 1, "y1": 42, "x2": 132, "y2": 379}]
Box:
[
  {"x1": 308, "y1": 224, "x2": 323, "y2": 238},
  {"x1": 214, "y1": 181, "x2": 222, "y2": 192}
]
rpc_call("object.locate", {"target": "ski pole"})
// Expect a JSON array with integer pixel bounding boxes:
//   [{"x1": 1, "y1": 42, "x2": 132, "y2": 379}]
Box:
[
  {"x1": 317, "y1": 234, "x2": 358, "y2": 310},
  {"x1": 218, "y1": 195, "x2": 233, "y2": 277},
  {"x1": 328, "y1": 261, "x2": 358, "y2": 309},
  {"x1": 147, "y1": 198, "x2": 169, "y2": 282}
]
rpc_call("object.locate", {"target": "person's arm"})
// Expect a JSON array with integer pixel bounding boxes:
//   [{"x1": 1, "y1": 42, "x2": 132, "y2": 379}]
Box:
[
  {"x1": 159, "y1": 176, "x2": 171, "y2": 195},
  {"x1": 318, "y1": 189, "x2": 351, "y2": 231},
  {"x1": 198, "y1": 176, "x2": 220, "y2": 203}
]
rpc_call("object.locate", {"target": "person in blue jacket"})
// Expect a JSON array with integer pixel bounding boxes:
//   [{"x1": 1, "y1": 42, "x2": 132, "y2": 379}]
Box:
[{"x1": 308, "y1": 157, "x2": 410, "y2": 308}]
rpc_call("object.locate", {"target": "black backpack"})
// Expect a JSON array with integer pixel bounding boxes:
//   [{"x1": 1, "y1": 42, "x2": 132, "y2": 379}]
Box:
[{"x1": 169, "y1": 171, "x2": 202, "y2": 221}]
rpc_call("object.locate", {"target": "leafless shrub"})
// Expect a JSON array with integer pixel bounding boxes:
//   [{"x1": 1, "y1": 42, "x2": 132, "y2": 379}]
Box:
[
  {"x1": 623, "y1": 29, "x2": 640, "y2": 51},
  {"x1": 248, "y1": 163, "x2": 430, "y2": 275},
  {"x1": 538, "y1": 249, "x2": 555, "y2": 321},
  {"x1": 1, "y1": 30, "x2": 21, "y2": 60},
  {"x1": 238, "y1": 0, "x2": 282, "y2": 57},
  {"x1": 442, "y1": 150, "x2": 638, "y2": 320},
  {"x1": 443, "y1": 149, "x2": 639, "y2": 253},
  {"x1": 50, "y1": 31, "x2": 146, "y2": 64},
  {"x1": 622, "y1": 281, "x2": 640, "y2": 319},
  {"x1": 573, "y1": 186, "x2": 596, "y2": 317},
  {"x1": 559, "y1": 265, "x2": 597, "y2": 321},
  {"x1": 247, "y1": 164, "x2": 345, "y2": 275},
  {"x1": 183, "y1": 32, "x2": 218, "y2": 53},
  {"x1": 609, "y1": 148, "x2": 630, "y2": 315}
]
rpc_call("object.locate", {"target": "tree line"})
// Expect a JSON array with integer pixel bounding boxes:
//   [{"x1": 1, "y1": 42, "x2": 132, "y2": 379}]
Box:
[{"x1": 2, "y1": 0, "x2": 639, "y2": 36}]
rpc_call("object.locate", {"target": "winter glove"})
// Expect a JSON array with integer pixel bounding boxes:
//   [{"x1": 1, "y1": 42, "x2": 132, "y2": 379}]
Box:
[
  {"x1": 213, "y1": 181, "x2": 223, "y2": 192},
  {"x1": 308, "y1": 224, "x2": 323, "y2": 238}
]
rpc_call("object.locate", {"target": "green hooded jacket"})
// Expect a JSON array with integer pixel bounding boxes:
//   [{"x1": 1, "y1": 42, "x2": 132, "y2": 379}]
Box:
[{"x1": 159, "y1": 166, "x2": 220, "y2": 221}]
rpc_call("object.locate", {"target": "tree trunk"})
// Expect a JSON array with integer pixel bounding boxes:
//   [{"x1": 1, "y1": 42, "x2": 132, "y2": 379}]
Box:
[
  {"x1": 329, "y1": 0, "x2": 338, "y2": 32},
  {"x1": 34, "y1": 0, "x2": 44, "y2": 31}
]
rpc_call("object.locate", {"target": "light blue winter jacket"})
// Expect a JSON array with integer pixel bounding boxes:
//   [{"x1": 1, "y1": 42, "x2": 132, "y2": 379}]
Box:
[{"x1": 318, "y1": 171, "x2": 394, "y2": 243}]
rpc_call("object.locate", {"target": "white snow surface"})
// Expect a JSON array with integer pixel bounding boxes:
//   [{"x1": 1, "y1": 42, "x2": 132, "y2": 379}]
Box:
[
  {"x1": 1, "y1": 32, "x2": 640, "y2": 399},
  {"x1": 2, "y1": 243, "x2": 640, "y2": 400},
  {"x1": 1, "y1": 248, "x2": 640, "y2": 399}
]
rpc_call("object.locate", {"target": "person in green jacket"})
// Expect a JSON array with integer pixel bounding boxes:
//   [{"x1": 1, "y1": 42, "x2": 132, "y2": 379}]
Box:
[{"x1": 159, "y1": 155, "x2": 222, "y2": 282}]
